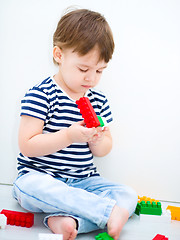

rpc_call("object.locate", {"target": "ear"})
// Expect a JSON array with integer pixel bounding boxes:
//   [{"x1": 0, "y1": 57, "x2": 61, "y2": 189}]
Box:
[{"x1": 53, "y1": 46, "x2": 62, "y2": 64}]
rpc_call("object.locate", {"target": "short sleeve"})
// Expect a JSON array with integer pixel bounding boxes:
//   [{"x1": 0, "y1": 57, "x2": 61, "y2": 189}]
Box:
[
  {"x1": 21, "y1": 87, "x2": 49, "y2": 121},
  {"x1": 100, "y1": 98, "x2": 113, "y2": 124}
]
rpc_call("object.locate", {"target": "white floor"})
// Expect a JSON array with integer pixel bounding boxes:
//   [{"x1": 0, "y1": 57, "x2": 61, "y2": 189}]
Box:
[{"x1": 0, "y1": 185, "x2": 180, "y2": 240}]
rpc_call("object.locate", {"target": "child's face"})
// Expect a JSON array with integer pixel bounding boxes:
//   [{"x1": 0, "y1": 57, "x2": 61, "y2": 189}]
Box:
[{"x1": 57, "y1": 46, "x2": 107, "y2": 99}]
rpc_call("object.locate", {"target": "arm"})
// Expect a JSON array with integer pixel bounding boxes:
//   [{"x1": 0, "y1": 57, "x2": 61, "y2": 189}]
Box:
[
  {"x1": 76, "y1": 97, "x2": 113, "y2": 156},
  {"x1": 19, "y1": 115, "x2": 97, "y2": 157},
  {"x1": 88, "y1": 126, "x2": 113, "y2": 157}
]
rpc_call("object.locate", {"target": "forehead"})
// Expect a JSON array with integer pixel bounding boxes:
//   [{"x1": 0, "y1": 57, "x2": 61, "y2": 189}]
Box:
[{"x1": 64, "y1": 47, "x2": 107, "y2": 68}]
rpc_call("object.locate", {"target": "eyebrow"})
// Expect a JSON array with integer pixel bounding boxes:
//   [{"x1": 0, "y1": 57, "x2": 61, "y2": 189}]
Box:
[{"x1": 78, "y1": 64, "x2": 107, "y2": 70}]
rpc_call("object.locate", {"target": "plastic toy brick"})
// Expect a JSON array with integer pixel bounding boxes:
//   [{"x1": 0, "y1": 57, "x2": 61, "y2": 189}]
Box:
[
  {"x1": 135, "y1": 201, "x2": 162, "y2": 216},
  {"x1": 166, "y1": 205, "x2": 180, "y2": 221},
  {"x1": 95, "y1": 232, "x2": 114, "y2": 240},
  {"x1": 97, "y1": 116, "x2": 105, "y2": 127},
  {"x1": 76, "y1": 97, "x2": 100, "y2": 128},
  {"x1": 39, "y1": 233, "x2": 63, "y2": 240},
  {"x1": 0, "y1": 214, "x2": 7, "y2": 229},
  {"x1": 135, "y1": 196, "x2": 160, "y2": 215},
  {"x1": 139, "y1": 201, "x2": 162, "y2": 215},
  {"x1": 140, "y1": 201, "x2": 162, "y2": 215},
  {"x1": 0, "y1": 209, "x2": 34, "y2": 228},
  {"x1": 140, "y1": 209, "x2": 171, "y2": 223},
  {"x1": 135, "y1": 202, "x2": 141, "y2": 215},
  {"x1": 138, "y1": 195, "x2": 159, "y2": 203},
  {"x1": 152, "y1": 234, "x2": 168, "y2": 240}
]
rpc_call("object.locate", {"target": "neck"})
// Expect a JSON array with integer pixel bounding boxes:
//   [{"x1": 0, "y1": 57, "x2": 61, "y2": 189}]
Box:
[{"x1": 53, "y1": 73, "x2": 86, "y2": 101}]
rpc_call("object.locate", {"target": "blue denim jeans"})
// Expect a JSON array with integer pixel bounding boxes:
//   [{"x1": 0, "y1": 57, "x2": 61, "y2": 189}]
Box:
[{"x1": 13, "y1": 171, "x2": 137, "y2": 233}]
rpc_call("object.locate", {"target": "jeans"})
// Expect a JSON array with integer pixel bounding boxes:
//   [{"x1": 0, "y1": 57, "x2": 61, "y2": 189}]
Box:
[{"x1": 13, "y1": 171, "x2": 137, "y2": 233}]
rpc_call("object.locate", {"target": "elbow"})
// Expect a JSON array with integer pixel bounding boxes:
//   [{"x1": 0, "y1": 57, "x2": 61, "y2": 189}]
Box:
[
  {"x1": 94, "y1": 152, "x2": 109, "y2": 157},
  {"x1": 94, "y1": 143, "x2": 112, "y2": 157},
  {"x1": 19, "y1": 140, "x2": 35, "y2": 158},
  {"x1": 19, "y1": 146, "x2": 33, "y2": 158},
  {"x1": 20, "y1": 149, "x2": 37, "y2": 158}
]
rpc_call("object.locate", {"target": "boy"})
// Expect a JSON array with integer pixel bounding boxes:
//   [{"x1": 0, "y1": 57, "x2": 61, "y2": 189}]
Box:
[{"x1": 13, "y1": 9, "x2": 137, "y2": 240}]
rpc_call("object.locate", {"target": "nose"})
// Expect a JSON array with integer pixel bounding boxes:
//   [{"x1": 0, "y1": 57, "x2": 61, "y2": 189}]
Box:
[{"x1": 85, "y1": 71, "x2": 96, "y2": 82}]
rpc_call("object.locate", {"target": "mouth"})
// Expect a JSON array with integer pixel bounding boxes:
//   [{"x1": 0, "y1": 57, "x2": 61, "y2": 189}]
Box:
[{"x1": 81, "y1": 85, "x2": 92, "y2": 88}]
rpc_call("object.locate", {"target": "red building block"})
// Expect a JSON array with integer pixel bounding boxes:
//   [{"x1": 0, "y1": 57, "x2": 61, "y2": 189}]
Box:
[
  {"x1": 76, "y1": 97, "x2": 100, "y2": 128},
  {"x1": 152, "y1": 234, "x2": 168, "y2": 240},
  {"x1": 0, "y1": 209, "x2": 34, "y2": 228}
]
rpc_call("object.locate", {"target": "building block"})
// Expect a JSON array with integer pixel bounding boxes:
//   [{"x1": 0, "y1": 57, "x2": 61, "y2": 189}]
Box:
[
  {"x1": 138, "y1": 195, "x2": 159, "y2": 203},
  {"x1": 95, "y1": 232, "x2": 114, "y2": 240},
  {"x1": 140, "y1": 209, "x2": 171, "y2": 223},
  {"x1": 152, "y1": 234, "x2": 168, "y2": 240},
  {"x1": 0, "y1": 209, "x2": 34, "y2": 228},
  {"x1": 39, "y1": 233, "x2": 63, "y2": 240},
  {"x1": 140, "y1": 201, "x2": 162, "y2": 215},
  {"x1": 135, "y1": 201, "x2": 162, "y2": 216},
  {"x1": 97, "y1": 116, "x2": 107, "y2": 127},
  {"x1": 135, "y1": 196, "x2": 161, "y2": 216},
  {"x1": 166, "y1": 205, "x2": 180, "y2": 221},
  {"x1": 135, "y1": 202, "x2": 141, "y2": 215},
  {"x1": 76, "y1": 97, "x2": 100, "y2": 128},
  {"x1": 0, "y1": 214, "x2": 7, "y2": 229}
]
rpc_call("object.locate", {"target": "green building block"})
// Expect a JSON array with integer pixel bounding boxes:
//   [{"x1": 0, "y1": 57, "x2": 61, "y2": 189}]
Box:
[
  {"x1": 97, "y1": 116, "x2": 105, "y2": 127},
  {"x1": 135, "y1": 202, "x2": 141, "y2": 215},
  {"x1": 140, "y1": 201, "x2": 162, "y2": 215},
  {"x1": 95, "y1": 232, "x2": 114, "y2": 240}
]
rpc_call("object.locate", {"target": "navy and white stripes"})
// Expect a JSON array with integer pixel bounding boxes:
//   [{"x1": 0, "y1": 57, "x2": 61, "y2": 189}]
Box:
[{"x1": 17, "y1": 76, "x2": 113, "y2": 178}]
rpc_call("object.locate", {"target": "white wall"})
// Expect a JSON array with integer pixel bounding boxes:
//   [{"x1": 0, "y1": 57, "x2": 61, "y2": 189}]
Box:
[{"x1": 0, "y1": 0, "x2": 180, "y2": 202}]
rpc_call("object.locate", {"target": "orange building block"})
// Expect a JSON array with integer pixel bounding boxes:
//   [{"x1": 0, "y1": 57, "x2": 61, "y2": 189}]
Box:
[
  {"x1": 138, "y1": 195, "x2": 159, "y2": 204},
  {"x1": 166, "y1": 205, "x2": 180, "y2": 221}
]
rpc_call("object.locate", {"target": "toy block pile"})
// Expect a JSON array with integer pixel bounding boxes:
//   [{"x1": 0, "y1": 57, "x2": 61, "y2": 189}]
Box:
[
  {"x1": 0, "y1": 209, "x2": 34, "y2": 228},
  {"x1": 135, "y1": 195, "x2": 180, "y2": 223},
  {"x1": 76, "y1": 97, "x2": 107, "y2": 128},
  {"x1": 135, "y1": 196, "x2": 162, "y2": 216},
  {"x1": 135, "y1": 196, "x2": 173, "y2": 223}
]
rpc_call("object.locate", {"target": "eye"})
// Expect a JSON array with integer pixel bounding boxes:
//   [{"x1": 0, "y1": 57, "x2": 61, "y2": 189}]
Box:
[
  {"x1": 78, "y1": 68, "x2": 88, "y2": 73},
  {"x1": 96, "y1": 70, "x2": 102, "y2": 74}
]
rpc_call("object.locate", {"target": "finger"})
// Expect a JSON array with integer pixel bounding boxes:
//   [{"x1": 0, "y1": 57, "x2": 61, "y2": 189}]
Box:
[{"x1": 78, "y1": 120, "x2": 86, "y2": 126}]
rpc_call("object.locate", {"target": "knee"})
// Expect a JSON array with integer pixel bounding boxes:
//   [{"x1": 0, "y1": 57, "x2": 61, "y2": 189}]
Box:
[
  {"x1": 112, "y1": 184, "x2": 138, "y2": 205},
  {"x1": 111, "y1": 184, "x2": 138, "y2": 217},
  {"x1": 124, "y1": 186, "x2": 138, "y2": 217}
]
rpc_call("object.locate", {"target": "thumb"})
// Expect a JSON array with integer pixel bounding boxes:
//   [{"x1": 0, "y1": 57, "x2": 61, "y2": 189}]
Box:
[{"x1": 77, "y1": 120, "x2": 86, "y2": 126}]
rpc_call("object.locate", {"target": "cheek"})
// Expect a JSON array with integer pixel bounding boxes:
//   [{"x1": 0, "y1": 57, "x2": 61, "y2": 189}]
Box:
[
  {"x1": 62, "y1": 66, "x2": 76, "y2": 79},
  {"x1": 64, "y1": 71, "x2": 82, "y2": 87},
  {"x1": 95, "y1": 75, "x2": 102, "y2": 84}
]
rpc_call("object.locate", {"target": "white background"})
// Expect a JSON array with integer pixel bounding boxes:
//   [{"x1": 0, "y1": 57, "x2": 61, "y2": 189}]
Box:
[{"x1": 0, "y1": 0, "x2": 180, "y2": 202}]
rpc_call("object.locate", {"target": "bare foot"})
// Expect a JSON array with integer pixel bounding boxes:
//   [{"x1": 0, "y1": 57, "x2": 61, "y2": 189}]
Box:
[
  {"x1": 107, "y1": 205, "x2": 129, "y2": 240},
  {"x1": 47, "y1": 216, "x2": 77, "y2": 240}
]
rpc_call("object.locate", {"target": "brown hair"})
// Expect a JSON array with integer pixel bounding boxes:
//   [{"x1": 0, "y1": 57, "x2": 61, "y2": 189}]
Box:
[{"x1": 53, "y1": 9, "x2": 115, "y2": 64}]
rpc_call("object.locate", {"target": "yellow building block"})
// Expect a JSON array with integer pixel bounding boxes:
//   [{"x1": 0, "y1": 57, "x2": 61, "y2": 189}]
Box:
[
  {"x1": 138, "y1": 196, "x2": 159, "y2": 204},
  {"x1": 166, "y1": 205, "x2": 180, "y2": 221}
]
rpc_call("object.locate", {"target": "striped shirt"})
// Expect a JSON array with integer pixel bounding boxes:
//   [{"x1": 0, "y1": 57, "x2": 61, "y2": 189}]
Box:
[{"x1": 17, "y1": 76, "x2": 113, "y2": 178}]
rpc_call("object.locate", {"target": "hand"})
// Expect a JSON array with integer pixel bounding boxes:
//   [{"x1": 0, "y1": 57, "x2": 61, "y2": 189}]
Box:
[
  {"x1": 88, "y1": 127, "x2": 108, "y2": 146},
  {"x1": 67, "y1": 120, "x2": 98, "y2": 143}
]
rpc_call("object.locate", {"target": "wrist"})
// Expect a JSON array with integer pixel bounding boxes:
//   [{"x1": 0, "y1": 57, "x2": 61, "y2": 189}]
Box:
[{"x1": 65, "y1": 127, "x2": 73, "y2": 144}]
